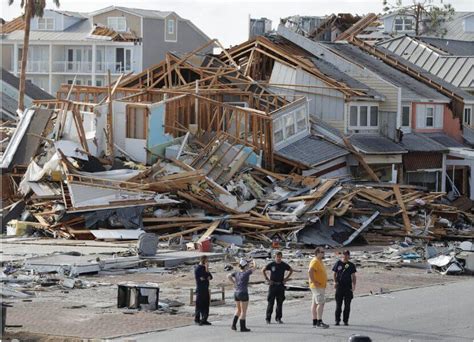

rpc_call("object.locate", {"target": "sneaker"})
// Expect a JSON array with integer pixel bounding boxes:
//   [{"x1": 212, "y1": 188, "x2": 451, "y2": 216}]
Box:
[
  {"x1": 344, "y1": 322, "x2": 349, "y2": 326},
  {"x1": 317, "y1": 321, "x2": 329, "y2": 329},
  {"x1": 276, "y1": 319, "x2": 284, "y2": 324},
  {"x1": 335, "y1": 321, "x2": 340, "y2": 326},
  {"x1": 200, "y1": 321, "x2": 212, "y2": 326},
  {"x1": 266, "y1": 319, "x2": 271, "y2": 324}
]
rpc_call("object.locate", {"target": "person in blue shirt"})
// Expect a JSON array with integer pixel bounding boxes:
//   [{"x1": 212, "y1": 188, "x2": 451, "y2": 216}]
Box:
[
  {"x1": 227, "y1": 258, "x2": 256, "y2": 332},
  {"x1": 194, "y1": 255, "x2": 213, "y2": 326}
]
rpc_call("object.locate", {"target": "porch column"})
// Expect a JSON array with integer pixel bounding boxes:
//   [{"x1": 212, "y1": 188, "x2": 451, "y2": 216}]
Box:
[
  {"x1": 48, "y1": 44, "x2": 53, "y2": 93},
  {"x1": 92, "y1": 43, "x2": 96, "y2": 86},
  {"x1": 13, "y1": 42, "x2": 18, "y2": 75},
  {"x1": 470, "y1": 161, "x2": 474, "y2": 201},
  {"x1": 441, "y1": 153, "x2": 446, "y2": 193}
]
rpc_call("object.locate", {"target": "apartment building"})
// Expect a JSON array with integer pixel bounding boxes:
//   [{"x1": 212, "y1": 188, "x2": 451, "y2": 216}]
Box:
[{"x1": 0, "y1": 6, "x2": 212, "y2": 95}]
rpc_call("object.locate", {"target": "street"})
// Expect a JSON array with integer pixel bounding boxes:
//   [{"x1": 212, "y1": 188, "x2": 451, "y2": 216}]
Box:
[{"x1": 127, "y1": 279, "x2": 474, "y2": 342}]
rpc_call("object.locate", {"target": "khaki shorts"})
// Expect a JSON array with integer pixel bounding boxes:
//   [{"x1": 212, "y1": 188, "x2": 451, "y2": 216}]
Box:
[{"x1": 311, "y1": 287, "x2": 326, "y2": 304}]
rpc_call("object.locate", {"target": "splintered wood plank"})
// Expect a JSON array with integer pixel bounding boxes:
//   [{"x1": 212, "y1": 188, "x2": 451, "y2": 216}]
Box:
[
  {"x1": 196, "y1": 220, "x2": 221, "y2": 243},
  {"x1": 393, "y1": 185, "x2": 411, "y2": 234}
]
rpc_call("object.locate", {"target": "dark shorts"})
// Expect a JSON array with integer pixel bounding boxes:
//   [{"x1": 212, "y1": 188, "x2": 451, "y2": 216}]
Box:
[{"x1": 234, "y1": 292, "x2": 249, "y2": 302}]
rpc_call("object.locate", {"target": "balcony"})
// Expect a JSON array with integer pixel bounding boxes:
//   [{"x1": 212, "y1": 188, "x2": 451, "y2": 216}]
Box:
[
  {"x1": 18, "y1": 60, "x2": 49, "y2": 73},
  {"x1": 51, "y1": 61, "x2": 132, "y2": 74}
]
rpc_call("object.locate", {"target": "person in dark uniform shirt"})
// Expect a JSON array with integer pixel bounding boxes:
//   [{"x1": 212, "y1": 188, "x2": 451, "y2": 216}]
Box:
[
  {"x1": 263, "y1": 251, "x2": 293, "y2": 324},
  {"x1": 332, "y1": 250, "x2": 357, "y2": 326},
  {"x1": 194, "y1": 255, "x2": 213, "y2": 326}
]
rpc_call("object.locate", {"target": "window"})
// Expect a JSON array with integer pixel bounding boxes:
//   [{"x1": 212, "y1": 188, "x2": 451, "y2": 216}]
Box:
[
  {"x1": 273, "y1": 118, "x2": 284, "y2": 144},
  {"x1": 394, "y1": 18, "x2": 403, "y2": 31},
  {"x1": 394, "y1": 17, "x2": 413, "y2": 31},
  {"x1": 464, "y1": 107, "x2": 472, "y2": 126},
  {"x1": 38, "y1": 17, "x2": 54, "y2": 30},
  {"x1": 350, "y1": 106, "x2": 358, "y2": 126},
  {"x1": 126, "y1": 106, "x2": 148, "y2": 139},
  {"x1": 426, "y1": 107, "x2": 434, "y2": 127},
  {"x1": 370, "y1": 107, "x2": 378, "y2": 126},
  {"x1": 360, "y1": 106, "x2": 368, "y2": 126},
  {"x1": 167, "y1": 19, "x2": 175, "y2": 34},
  {"x1": 296, "y1": 109, "x2": 307, "y2": 132},
  {"x1": 285, "y1": 114, "x2": 295, "y2": 137},
  {"x1": 273, "y1": 105, "x2": 308, "y2": 145},
  {"x1": 96, "y1": 80, "x2": 103, "y2": 87},
  {"x1": 349, "y1": 104, "x2": 379, "y2": 129},
  {"x1": 107, "y1": 17, "x2": 127, "y2": 32},
  {"x1": 402, "y1": 106, "x2": 411, "y2": 127}
]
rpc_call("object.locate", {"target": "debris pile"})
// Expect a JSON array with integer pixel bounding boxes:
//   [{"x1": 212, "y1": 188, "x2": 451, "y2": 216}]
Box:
[{"x1": 3, "y1": 127, "x2": 473, "y2": 249}]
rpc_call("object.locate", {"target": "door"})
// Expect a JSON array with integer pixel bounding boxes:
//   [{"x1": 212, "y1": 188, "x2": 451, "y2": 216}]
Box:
[{"x1": 115, "y1": 48, "x2": 132, "y2": 72}]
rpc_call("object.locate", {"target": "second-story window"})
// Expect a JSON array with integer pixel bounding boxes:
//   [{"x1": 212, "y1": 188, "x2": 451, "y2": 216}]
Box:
[
  {"x1": 38, "y1": 17, "x2": 54, "y2": 30},
  {"x1": 394, "y1": 17, "x2": 413, "y2": 31},
  {"x1": 426, "y1": 107, "x2": 434, "y2": 127},
  {"x1": 108, "y1": 17, "x2": 127, "y2": 32},
  {"x1": 464, "y1": 107, "x2": 472, "y2": 126},
  {"x1": 168, "y1": 19, "x2": 175, "y2": 34},
  {"x1": 402, "y1": 106, "x2": 411, "y2": 127},
  {"x1": 349, "y1": 104, "x2": 379, "y2": 129}
]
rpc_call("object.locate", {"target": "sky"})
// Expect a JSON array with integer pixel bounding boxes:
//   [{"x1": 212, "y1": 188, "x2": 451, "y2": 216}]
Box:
[{"x1": 1, "y1": 0, "x2": 472, "y2": 47}]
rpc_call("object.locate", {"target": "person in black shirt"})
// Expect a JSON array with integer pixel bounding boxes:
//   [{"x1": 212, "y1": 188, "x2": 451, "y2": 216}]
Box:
[
  {"x1": 262, "y1": 251, "x2": 293, "y2": 324},
  {"x1": 332, "y1": 250, "x2": 357, "y2": 326},
  {"x1": 194, "y1": 255, "x2": 213, "y2": 326}
]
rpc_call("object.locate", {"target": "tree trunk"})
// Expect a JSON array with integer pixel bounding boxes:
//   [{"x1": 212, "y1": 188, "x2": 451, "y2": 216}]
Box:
[{"x1": 18, "y1": 0, "x2": 32, "y2": 112}]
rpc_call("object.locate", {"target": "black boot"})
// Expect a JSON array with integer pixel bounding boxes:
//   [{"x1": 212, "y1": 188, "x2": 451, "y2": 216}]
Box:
[
  {"x1": 231, "y1": 315, "x2": 239, "y2": 331},
  {"x1": 240, "y1": 319, "x2": 251, "y2": 332}
]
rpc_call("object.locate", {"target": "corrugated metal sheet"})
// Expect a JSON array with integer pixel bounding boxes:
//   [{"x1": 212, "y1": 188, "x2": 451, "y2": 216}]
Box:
[
  {"x1": 378, "y1": 36, "x2": 474, "y2": 89},
  {"x1": 330, "y1": 42, "x2": 451, "y2": 102}
]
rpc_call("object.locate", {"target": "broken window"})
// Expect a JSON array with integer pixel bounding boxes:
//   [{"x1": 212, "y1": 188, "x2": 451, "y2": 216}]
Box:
[
  {"x1": 402, "y1": 106, "x2": 410, "y2": 127},
  {"x1": 126, "y1": 105, "x2": 148, "y2": 139},
  {"x1": 426, "y1": 107, "x2": 434, "y2": 127},
  {"x1": 464, "y1": 107, "x2": 472, "y2": 126}
]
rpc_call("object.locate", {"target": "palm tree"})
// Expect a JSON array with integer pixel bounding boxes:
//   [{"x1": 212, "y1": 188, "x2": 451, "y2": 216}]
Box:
[{"x1": 8, "y1": 0, "x2": 60, "y2": 112}]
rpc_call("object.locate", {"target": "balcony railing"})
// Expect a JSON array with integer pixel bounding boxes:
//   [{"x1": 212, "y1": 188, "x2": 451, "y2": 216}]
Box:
[
  {"x1": 18, "y1": 60, "x2": 49, "y2": 72},
  {"x1": 52, "y1": 61, "x2": 133, "y2": 73}
]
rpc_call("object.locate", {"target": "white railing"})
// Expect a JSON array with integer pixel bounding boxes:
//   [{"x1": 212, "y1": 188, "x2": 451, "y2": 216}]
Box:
[
  {"x1": 51, "y1": 61, "x2": 132, "y2": 73},
  {"x1": 18, "y1": 60, "x2": 49, "y2": 72}
]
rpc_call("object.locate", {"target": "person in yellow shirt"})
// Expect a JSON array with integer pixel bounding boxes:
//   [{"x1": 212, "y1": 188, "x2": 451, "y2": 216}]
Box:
[{"x1": 308, "y1": 247, "x2": 329, "y2": 328}]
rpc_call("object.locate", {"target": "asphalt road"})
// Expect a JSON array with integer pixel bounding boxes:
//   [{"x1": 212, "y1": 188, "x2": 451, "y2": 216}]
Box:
[{"x1": 125, "y1": 279, "x2": 474, "y2": 342}]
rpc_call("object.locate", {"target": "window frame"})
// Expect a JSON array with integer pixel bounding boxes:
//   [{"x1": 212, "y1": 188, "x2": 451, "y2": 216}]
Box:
[
  {"x1": 38, "y1": 17, "x2": 54, "y2": 30},
  {"x1": 107, "y1": 17, "x2": 127, "y2": 32},
  {"x1": 401, "y1": 105, "x2": 411, "y2": 127},
  {"x1": 126, "y1": 105, "x2": 149, "y2": 140},
  {"x1": 464, "y1": 107, "x2": 472, "y2": 126},
  {"x1": 167, "y1": 19, "x2": 175, "y2": 34},
  {"x1": 348, "y1": 104, "x2": 379, "y2": 130},
  {"x1": 425, "y1": 106, "x2": 434, "y2": 127},
  {"x1": 394, "y1": 16, "x2": 414, "y2": 32},
  {"x1": 273, "y1": 105, "x2": 308, "y2": 145}
]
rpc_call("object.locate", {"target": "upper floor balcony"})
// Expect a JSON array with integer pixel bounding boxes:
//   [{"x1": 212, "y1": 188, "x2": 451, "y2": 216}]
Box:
[{"x1": 15, "y1": 61, "x2": 133, "y2": 74}]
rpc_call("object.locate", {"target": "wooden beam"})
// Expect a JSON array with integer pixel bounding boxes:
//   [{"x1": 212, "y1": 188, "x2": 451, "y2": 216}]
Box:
[{"x1": 393, "y1": 184, "x2": 411, "y2": 234}]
